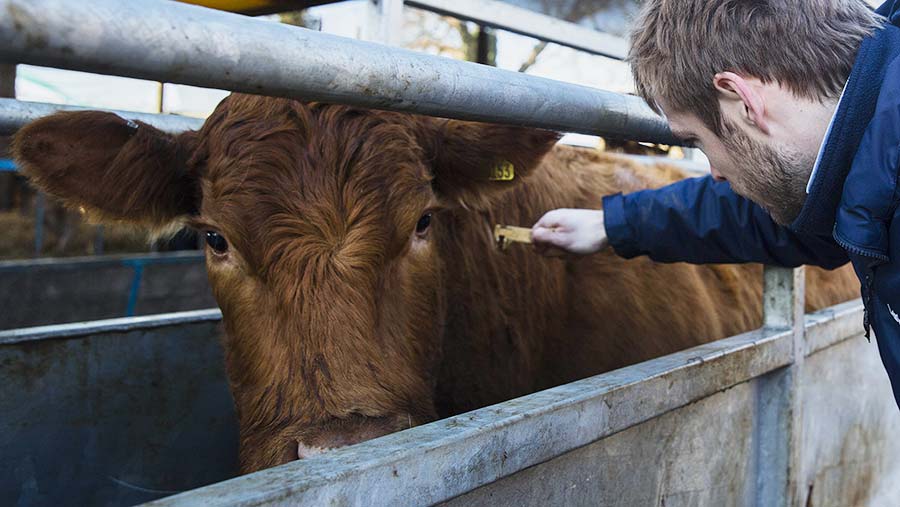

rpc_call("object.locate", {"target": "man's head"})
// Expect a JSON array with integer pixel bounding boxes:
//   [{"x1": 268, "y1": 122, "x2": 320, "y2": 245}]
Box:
[{"x1": 629, "y1": 0, "x2": 881, "y2": 224}]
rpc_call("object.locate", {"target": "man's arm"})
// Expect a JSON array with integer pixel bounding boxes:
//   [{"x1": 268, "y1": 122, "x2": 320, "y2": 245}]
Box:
[{"x1": 534, "y1": 175, "x2": 849, "y2": 269}]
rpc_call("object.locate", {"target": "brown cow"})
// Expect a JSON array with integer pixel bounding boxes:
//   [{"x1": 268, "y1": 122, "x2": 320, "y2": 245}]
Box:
[{"x1": 12, "y1": 94, "x2": 858, "y2": 473}]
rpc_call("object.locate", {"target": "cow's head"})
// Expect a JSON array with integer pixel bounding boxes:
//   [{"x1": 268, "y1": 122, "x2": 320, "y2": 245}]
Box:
[{"x1": 13, "y1": 94, "x2": 559, "y2": 472}]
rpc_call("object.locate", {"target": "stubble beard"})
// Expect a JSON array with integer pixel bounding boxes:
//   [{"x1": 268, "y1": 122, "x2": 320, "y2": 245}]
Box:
[{"x1": 720, "y1": 120, "x2": 814, "y2": 226}]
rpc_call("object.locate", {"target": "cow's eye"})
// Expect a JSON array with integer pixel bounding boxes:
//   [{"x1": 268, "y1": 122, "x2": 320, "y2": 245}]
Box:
[
  {"x1": 205, "y1": 231, "x2": 229, "y2": 254},
  {"x1": 415, "y1": 212, "x2": 433, "y2": 235}
]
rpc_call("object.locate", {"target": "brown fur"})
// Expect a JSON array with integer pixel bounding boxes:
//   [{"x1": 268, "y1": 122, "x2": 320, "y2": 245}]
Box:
[{"x1": 11, "y1": 94, "x2": 859, "y2": 473}]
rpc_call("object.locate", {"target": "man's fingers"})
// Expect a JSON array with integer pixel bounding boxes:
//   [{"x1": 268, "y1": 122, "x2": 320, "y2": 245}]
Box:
[
  {"x1": 533, "y1": 209, "x2": 574, "y2": 230},
  {"x1": 532, "y1": 228, "x2": 574, "y2": 258},
  {"x1": 532, "y1": 227, "x2": 571, "y2": 247}
]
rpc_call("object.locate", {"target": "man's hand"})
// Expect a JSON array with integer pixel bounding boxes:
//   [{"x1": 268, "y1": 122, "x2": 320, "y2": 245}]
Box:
[{"x1": 531, "y1": 209, "x2": 608, "y2": 257}]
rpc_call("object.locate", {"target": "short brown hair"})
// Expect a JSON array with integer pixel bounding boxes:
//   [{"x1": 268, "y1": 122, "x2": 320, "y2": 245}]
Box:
[{"x1": 629, "y1": 0, "x2": 881, "y2": 134}]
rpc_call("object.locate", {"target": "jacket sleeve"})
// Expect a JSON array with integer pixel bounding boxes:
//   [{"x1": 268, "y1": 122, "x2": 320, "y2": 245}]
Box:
[{"x1": 601, "y1": 175, "x2": 849, "y2": 269}]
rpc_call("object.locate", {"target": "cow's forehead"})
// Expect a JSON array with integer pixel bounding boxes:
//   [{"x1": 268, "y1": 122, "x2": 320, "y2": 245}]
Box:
[
  {"x1": 198, "y1": 96, "x2": 430, "y2": 187},
  {"x1": 194, "y1": 97, "x2": 435, "y2": 272}
]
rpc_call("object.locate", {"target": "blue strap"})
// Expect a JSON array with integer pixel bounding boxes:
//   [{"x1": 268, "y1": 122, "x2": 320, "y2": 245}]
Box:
[
  {"x1": 878, "y1": 0, "x2": 900, "y2": 25},
  {"x1": 124, "y1": 262, "x2": 145, "y2": 317}
]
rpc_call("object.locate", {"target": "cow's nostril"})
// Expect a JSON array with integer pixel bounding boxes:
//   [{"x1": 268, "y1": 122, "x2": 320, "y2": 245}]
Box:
[{"x1": 297, "y1": 441, "x2": 330, "y2": 460}]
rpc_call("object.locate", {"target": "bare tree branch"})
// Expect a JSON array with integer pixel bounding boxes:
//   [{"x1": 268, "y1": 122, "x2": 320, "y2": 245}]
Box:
[{"x1": 518, "y1": 41, "x2": 548, "y2": 73}]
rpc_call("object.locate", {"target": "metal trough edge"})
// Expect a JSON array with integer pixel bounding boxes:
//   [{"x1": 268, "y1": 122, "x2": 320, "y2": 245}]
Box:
[
  {"x1": 145, "y1": 326, "x2": 797, "y2": 506},
  {"x1": 0, "y1": 298, "x2": 864, "y2": 505},
  {"x1": 0, "y1": 251, "x2": 205, "y2": 273},
  {"x1": 803, "y1": 298, "x2": 865, "y2": 357},
  {"x1": 0, "y1": 309, "x2": 222, "y2": 346}
]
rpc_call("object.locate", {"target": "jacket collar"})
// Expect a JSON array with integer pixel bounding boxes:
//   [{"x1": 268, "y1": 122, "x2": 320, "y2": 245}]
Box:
[{"x1": 790, "y1": 11, "x2": 900, "y2": 236}]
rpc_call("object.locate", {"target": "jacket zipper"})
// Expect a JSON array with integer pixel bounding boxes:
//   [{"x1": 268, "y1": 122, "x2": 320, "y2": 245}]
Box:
[{"x1": 833, "y1": 233, "x2": 888, "y2": 342}]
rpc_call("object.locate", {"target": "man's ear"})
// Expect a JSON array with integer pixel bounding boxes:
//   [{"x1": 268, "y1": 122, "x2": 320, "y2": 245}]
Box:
[
  {"x1": 713, "y1": 72, "x2": 770, "y2": 135},
  {"x1": 12, "y1": 111, "x2": 200, "y2": 231},
  {"x1": 423, "y1": 119, "x2": 561, "y2": 208}
]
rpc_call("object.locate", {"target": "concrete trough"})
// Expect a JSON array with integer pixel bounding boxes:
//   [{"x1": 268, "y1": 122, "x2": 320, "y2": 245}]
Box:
[
  {"x1": 0, "y1": 252, "x2": 216, "y2": 330},
  {"x1": 1, "y1": 268, "x2": 898, "y2": 506}
]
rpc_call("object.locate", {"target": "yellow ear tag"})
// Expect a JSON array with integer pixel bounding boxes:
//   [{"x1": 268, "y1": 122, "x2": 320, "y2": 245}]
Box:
[{"x1": 488, "y1": 161, "x2": 515, "y2": 181}]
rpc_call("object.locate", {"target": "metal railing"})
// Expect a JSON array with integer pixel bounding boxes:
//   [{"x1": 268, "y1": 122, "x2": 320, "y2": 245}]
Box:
[
  {"x1": 0, "y1": 98, "x2": 204, "y2": 135},
  {"x1": 0, "y1": 0, "x2": 676, "y2": 143},
  {"x1": 406, "y1": 0, "x2": 629, "y2": 60}
]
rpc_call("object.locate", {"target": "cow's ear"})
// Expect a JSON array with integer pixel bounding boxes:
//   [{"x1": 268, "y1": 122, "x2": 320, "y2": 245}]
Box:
[
  {"x1": 423, "y1": 119, "x2": 561, "y2": 208},
  {"x1": 12, "y1": 111, "x2": 200, "y2": 232}
]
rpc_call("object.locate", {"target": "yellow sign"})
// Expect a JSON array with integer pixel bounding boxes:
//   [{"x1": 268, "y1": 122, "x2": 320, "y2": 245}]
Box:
[
  {"x1": 489, "y1": 161, "x2": 515, "y2": 181},
  {"x1": 493, "y1": 225, "x2": 532, "y2": 251},
  {"x1": 178, "y1": 0, "x2": 292, "y2": 14}
]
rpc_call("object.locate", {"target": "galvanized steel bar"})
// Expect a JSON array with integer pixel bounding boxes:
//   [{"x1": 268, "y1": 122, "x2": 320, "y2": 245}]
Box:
[
  {"x1": 0, "y1": 98, "x2": 204, "y2": 135},
  {"x1": 33, "y1": 191, "x2": 45, "y2": 258},
  {"x1": 406, "y1": 0, "x2": 629, "y2": 60},
  {"x1": 0, "y1": 0, "x2": 678, "y2": 143}
]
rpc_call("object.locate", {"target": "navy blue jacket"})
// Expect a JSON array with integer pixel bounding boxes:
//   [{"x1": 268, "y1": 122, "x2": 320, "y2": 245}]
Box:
[{"x1": 602, "y1": 1, "x2": 900, "y2": 406}]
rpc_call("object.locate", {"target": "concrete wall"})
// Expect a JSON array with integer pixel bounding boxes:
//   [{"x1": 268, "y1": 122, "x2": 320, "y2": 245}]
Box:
[
  {"x1": 0, "y1": 252, "x2": 216, "y2": 329},
  {"x1": 443, "y1": 333, "x2": 900, "y2": 507}
]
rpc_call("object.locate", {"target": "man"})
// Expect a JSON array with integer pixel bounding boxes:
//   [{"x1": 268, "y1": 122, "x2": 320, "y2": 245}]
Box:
[{"x1": 531, "y1": 0, "x2": 900, "y2": 405}]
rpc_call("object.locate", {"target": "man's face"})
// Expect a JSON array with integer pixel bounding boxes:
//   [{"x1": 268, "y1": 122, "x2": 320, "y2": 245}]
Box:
[{"x1": 665, "y1": 110, "x2": 815, "y2": 226}]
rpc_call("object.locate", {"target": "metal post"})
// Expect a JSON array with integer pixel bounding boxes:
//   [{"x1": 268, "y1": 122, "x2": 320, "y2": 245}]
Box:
[
  {"x1": 0, "y1": 0, "x2": 679, "y2": 143},
  {"x1": 763, "y1": 266, "x2": 805, "y2": 331},
  {"x1": 0, "y1": 64, "x2": 14, "y2": 213},
  {"x1": 405, "y1": 0, "x2": 627, "y2": 60},
  {"x1": 93, "y1": 225, "x2": 105, "y2": 255},
  {"x1": 475, "y1": 25, "x2": 492, "y2": 65},
  {"x1": 366, "y1": 0, "x2": 404, "y2": 46},
  {"x1": 33, "y1": 192, "x2": 45, "y2": 257},
  {"x1": 156, "y1": 82, "x2": 165, "y2": 113},
  {"x1": 0, "y1": 63, "x2": 14, "y2": 98},
  {"x1": 756, "y1": 266, "x2": 806, "y2": 507}
]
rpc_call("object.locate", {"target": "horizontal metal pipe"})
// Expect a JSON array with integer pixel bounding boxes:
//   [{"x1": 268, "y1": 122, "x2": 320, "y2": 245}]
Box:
[
  {"x1": 0, "y1": 0, "x2": 679, "y2": 144},
  {"x1": 0, "y1": 98, "x2": 204, "y2": 135},
  {"x1": 407, "y1": 0, "x2": 628, "y2": 60}
]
